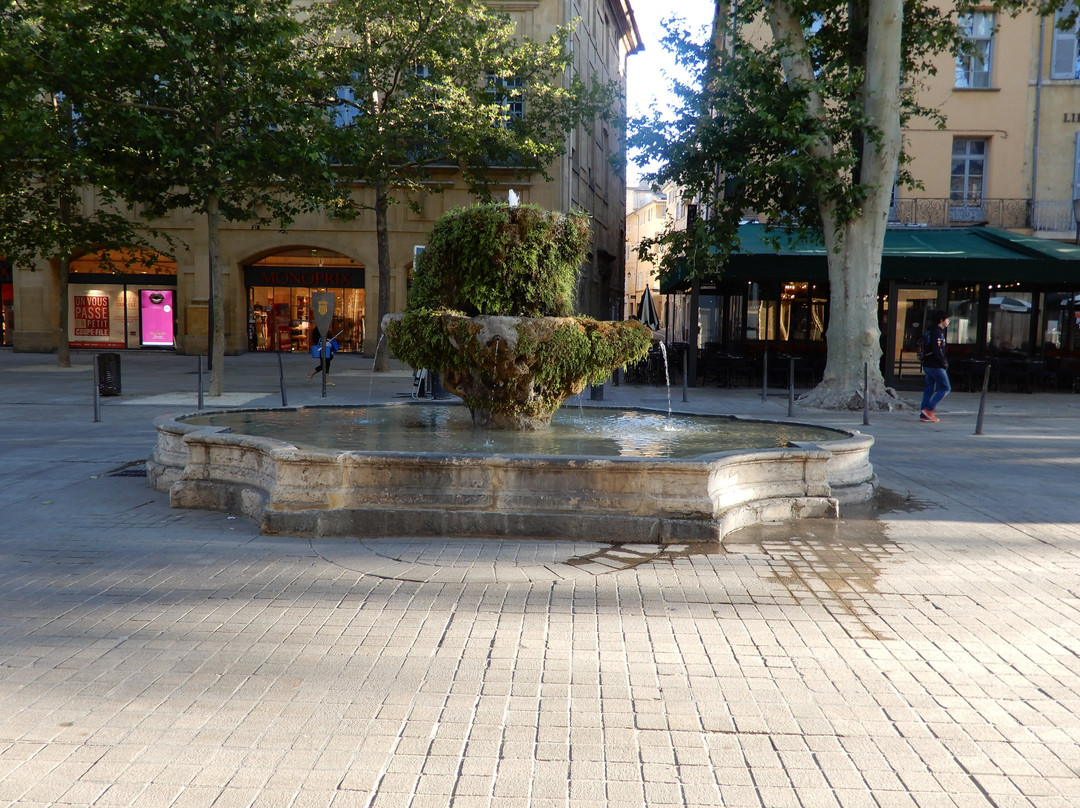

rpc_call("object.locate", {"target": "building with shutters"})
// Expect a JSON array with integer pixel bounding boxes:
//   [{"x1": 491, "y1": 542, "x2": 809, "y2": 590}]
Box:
[
  {"x1": 652, "y1": 3, "x2": 1080, "y2": 389},
  {"x1": 895, "y1": 4, "x2": 1080, "y2": 241}
]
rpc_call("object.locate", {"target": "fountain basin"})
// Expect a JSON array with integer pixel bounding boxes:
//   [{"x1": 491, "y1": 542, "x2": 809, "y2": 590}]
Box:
[{"x1": 147, "y1": 404, "x2": 876, "y2": 543}]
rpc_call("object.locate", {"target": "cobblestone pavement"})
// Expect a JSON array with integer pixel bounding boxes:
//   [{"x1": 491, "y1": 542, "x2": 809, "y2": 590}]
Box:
[{"x1": 1, "y1": 349, "x2": 1079, "y2": 807}]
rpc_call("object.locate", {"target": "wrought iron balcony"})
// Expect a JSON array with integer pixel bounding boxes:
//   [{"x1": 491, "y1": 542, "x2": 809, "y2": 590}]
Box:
[
  {"x1": 1031, "y1": 200, "x2": 1080, "y2": 234},
  {"x1": 888, "y1": 198, "x2": 1030, "y2": 229}
]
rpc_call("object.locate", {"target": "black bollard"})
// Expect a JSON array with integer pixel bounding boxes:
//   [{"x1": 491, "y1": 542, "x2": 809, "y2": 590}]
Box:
[
  {"x1": 276, "y1": 351, "x2": 288, "y2": 407},
  {"x1": 93, "y1": 354, "x2": 102, "y2": 422},
  {"x1": 863, "y1": 362, "x2": 870, "y2": 426},
  {"x1": 975, "y1": 364, "x2": 991, "y2": 435},
  {"x1": 787, "y1": 357, "x2": 795, "y2": 417},
  {"x1": 320, "y1": 337, "x2": 329, "y2": 397},
  {"x1": 682, "y1": 345, "x2": 689, "y2": 403}
]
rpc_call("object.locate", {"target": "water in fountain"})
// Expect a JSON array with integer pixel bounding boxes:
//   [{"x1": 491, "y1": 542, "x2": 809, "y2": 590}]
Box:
[{"x1": 183, "y1": 405, "x2": 846, "y2": 459}]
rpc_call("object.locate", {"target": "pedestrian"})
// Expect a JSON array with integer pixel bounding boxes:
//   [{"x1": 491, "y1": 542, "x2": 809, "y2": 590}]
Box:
[
  {"x1": 920, "y1": 309, "x2": 950, "y2": 422},
  {"x1": 307, "y1": 325, "x2": 339, "y2": 384}
]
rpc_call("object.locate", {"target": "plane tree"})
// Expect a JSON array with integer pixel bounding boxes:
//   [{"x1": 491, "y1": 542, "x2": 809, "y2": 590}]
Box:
[
  {"x1": 306, "y1": 0, "x2": 612, "y2": 370},
  {"x1": 60, "y1": 0, "x2": 329, "y2": 395},
  {"x1": 0, "y1": 0, "x2": 162, "y2": 366},
  {"x1": 631, "y1": 1, "x2": 1059, "y2": 409}
]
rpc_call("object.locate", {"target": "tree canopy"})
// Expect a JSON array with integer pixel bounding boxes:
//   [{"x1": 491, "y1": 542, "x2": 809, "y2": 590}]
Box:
[
  {"x1": 61, "y1": 0, "x2": 330, "y2": 393},
  {"x1": 306, "y1": 0, "x2": 612, "y2": 368},
  {"x1": 0, "y1": 0, "x2": 164, "y2": 366}
]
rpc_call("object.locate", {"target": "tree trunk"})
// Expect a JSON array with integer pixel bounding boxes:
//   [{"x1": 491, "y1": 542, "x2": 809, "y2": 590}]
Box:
[
  {"x1": 207, "y1": 194, "x2": 226, "y2": 396},
  {"x1": 374, "y1": 183, "x2": 391, "y2": 371},
  {"x1": 770, "y1": 0, "x2": 906, "y2": 410},
  {"x1": 57, "y1": 253, "x2": 71, "y2": 368},
  {"x1": 57, "y1": 191, "x2": 72, "y2": 368},
  {"x1": 803, "y1": 217, "x2": 899, "y2": 409}
]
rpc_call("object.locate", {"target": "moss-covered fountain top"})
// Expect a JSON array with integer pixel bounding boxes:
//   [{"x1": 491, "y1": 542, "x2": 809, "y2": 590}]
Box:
[{"x1": 384, "y1": 203, "x2": 652, "y2": 429}]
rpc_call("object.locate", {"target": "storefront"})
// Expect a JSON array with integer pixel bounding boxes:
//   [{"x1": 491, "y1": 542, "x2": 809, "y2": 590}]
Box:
[
  {"x1": 68, "y1": 251, "x2": 179, "y2": 350},
  {"x1": 245, "y1": 258, "x2": 366, "y2": 353},
  {"x1": 660, "y1": 225, "x2": 1080, "y2": 387}
]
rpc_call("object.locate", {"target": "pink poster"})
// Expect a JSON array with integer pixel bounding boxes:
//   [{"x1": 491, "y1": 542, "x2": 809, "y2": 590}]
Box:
[{"x1": 140, "y1": 290, "x2": 174, "y2": 347}]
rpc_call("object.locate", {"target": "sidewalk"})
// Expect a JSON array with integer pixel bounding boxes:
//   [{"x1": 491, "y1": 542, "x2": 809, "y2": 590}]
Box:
[{"x1": 1, "y1": 348, "x2": 1079, "y2": 807}]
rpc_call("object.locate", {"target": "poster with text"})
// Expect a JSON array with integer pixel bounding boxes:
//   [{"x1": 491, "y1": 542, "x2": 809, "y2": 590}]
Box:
[{"x1": 70, "y1": 285, "x2": 126, "y2": 348}]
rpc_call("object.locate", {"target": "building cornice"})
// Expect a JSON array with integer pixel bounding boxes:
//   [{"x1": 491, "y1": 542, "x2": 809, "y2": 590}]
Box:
[{"x1": 608, "y1": 0, "x2": 643, "y2": 55}]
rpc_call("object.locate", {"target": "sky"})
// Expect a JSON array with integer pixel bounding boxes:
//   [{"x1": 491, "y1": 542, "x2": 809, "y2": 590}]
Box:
[{"x1": 625, "y1": 0, "x2": 716, "y2": 185}]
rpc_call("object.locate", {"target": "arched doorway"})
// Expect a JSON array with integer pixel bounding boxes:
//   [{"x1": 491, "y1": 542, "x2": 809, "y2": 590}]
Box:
[
  {"x1": 68, "y1": 249, "x2": 178, "y2": 349},
  {"x1": 244, "y1": 249, "x2": 366, "y2": 353}
]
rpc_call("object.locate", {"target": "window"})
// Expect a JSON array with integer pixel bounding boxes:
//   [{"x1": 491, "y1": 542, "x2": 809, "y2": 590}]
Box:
[
  {"x1": 331, "y1": 84, "x2": 359, "y2": 127},
  {"x1": 955, "y1": 11, "x2": 993, "y2": 88},
  {"x1": 485, "y1": 74, "x2": 524, "y2": 124},
  {"x1": 1052, "y1": 3, "x2": 1080, "y2": 79},
  {"x1": 950, "y1": 138, "x2": 987, "y2": 214}
]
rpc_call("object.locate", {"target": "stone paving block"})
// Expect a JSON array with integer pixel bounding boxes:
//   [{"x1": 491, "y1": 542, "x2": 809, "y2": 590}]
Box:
[{"x1": 5, "y1": 357, "x2": 1080, "y2": 808}]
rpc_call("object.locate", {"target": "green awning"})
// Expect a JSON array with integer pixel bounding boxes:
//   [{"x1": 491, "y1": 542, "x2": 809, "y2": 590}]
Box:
[{"x1": 660, "y1": 224, "x2": 1080, "y2": 292}]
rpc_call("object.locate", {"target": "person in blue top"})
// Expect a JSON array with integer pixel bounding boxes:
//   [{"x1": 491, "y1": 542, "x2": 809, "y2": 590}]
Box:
[
  {"x1": 307, "y1": 324, "x2": 340, "y2": 384},
  {"x1": 920, "y1": 309, "x2": 950, "y2": 422}
]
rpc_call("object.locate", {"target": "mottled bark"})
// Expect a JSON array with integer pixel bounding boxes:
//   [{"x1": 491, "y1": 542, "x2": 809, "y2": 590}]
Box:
[{"x1": 767, "y1": 0, "x2": 906, "y2": 409}]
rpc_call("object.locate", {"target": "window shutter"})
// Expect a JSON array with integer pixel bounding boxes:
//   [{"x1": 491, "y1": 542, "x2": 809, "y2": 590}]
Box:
[{"x1": 1052, "y1": 12, "x2": 1079, "y2": 79}]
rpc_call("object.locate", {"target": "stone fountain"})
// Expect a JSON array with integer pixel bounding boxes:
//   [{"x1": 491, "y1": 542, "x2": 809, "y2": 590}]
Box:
[
  {"x1": 382, "y1": 204, "x2": 653, "y2": 428},
  {"x1": 147, "y1": 203, "x2": 876, "y2": 542}
]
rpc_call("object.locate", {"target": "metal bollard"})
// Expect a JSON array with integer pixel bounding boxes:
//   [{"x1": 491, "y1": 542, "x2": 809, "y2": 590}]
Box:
[
  {"x1": 276, "y1": 351, "x2": 288, "y2": 407},
  {"x1": 863, "y1": 363, "x2": 870, "y2": 426},
  {"x1": 975, "y1": 364, "x2": 991, "y2": 435},
  {"x1": 761, "y1": 350, "x2": 769, "y2": 403},
  {"x1": 787, "y1": 357, "x2": 795, "y2": 417},
  {"x1": 682, "y1": 345, "x2": 689, "y2": 403},
  {"x1": 320, "y1": 338, "x2": 329, "y2": 398},
  {"x1": 93, "y1": 354, "x2": 102, "y2": 422}
]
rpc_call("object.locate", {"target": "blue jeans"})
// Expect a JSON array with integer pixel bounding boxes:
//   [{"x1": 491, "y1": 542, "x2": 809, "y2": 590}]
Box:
[{"x1": 921, "y1": 367, "x2": 951, "y2": 412}]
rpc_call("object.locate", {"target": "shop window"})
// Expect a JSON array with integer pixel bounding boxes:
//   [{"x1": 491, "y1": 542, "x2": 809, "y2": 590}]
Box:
[
  {"x1": 748, "y1": 282, "x2": 779, "y2": 341},
  {"x1": 778, "y1": 282, "x2": 825, "y2": 342},
  {"x1": 698, "y1": 296, "x2": 720, "y2": 345},
  {"x1": 948, "y1": 285, "x2": 982, "y2": 346},
  {"x1": 987, "y1": 289, "x2": 1033, "y2": 354},
  {"x1": 1044, "y1": 291, "x2": 1080, "y2": 350},
  {"x1": 249, "y1": 286, "x2": 366, "y2": 353}
]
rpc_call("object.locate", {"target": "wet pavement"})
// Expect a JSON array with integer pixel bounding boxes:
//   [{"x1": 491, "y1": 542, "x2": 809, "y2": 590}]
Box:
[{"x1": 2, "y1": 348, "x2": 1080, "y2": 807}]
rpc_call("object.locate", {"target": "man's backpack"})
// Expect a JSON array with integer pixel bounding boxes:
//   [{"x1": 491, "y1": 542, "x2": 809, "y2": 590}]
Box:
[{"x1": 915, "y1": 332, "x2": 929, "y2": 362}]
